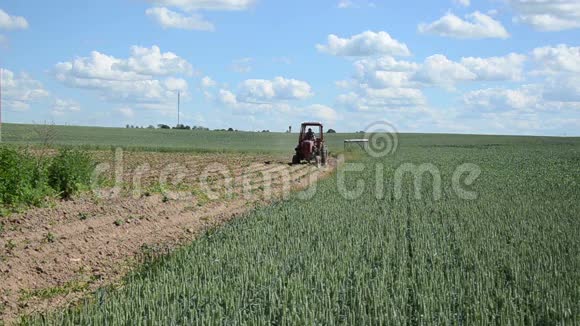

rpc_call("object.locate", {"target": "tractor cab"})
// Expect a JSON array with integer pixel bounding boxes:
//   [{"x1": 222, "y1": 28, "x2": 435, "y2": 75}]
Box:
[{"x1": 292, "y1": 122, "x2": 328, "y2": 166}]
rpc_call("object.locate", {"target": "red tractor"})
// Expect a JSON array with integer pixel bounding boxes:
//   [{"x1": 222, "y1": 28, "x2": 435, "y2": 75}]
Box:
[{"x1": 292, "y1": 122, "x2": 328, "y2": 166}]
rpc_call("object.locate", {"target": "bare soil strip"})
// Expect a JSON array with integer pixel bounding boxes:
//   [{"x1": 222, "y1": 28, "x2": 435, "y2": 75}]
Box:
[{"x1": 0, "y1": 151, "x2": 340, "y2": 322}]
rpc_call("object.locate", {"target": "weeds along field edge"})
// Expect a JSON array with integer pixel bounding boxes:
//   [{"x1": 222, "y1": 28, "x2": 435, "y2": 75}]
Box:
[
  {"x1": 23, "y1": 141, "x2": 580, "y2": 325},
  {"x1": 0, "y1": 147, "x2": 94, "y2": 211}
]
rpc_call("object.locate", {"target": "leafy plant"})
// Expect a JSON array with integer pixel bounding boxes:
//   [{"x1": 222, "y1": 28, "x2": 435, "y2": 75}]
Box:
[
  {"x1": 0, "y1": 148, "x2": 53, "y2": 208},
  {"x1": 5, "y1": 239, "x2": 16, "y2": 252},
  {"x1": 48, "y1": 148, "x2": 94, "y2": 199},
  {"x1": 44, "y1": 232, "x2": 56, "y2": 243}
]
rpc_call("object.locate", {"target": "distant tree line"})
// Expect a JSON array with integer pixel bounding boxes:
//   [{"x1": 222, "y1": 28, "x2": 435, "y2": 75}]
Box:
[{"x1": 124, "y1": 124, "x2": 335, "y2": 133}]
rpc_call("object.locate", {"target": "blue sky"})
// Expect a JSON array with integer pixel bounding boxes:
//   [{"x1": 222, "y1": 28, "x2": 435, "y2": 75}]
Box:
[{"x1": 1, "y1": 0, "x2": 579, "y2": 135}]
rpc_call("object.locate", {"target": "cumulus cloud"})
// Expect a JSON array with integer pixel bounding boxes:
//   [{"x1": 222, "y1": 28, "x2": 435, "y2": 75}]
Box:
[
  {"x1": 200, "y1": 76, "x2": 217, "y2": 88},
  {"x1": 317, "y1": 31, "x2": 411, "y2": 57},
  {"x1": 1, "y1": 69, "x2": 50, "y2": 111},
  {"x1": 543, "y1": 75, "x2": 580, "y2": 102},
  {"x1": 354, "y1": 53, "x2": 526, "y2": 90},
  {"x1": 453, "y1": 0, "x2": 470, "y2": 7},
  {"x1": 148, "y1": 0, "x2": 256, "y2": 11},
  {"x1": 508, "y1": 0, "x2": 580, "y2": 31},
  {"x1": 531, "y1": 44, "x2": 580, "y2": 75},
  {"x1": 237, "y1": 77, "x2": 313, "y2": 102},
  {"x1": 117, "y1": 107, "x2": 136, "y2": 118},
  {"x1": 0, "y1": 9, "x2": 28, "y2": 30},
  {"x1": 337, "y1": 87, "x2": 426, "y2": 112},
  {"x1": 414, "y1": 54, "x2": 477, "y2": 88},
  {"x1": 353, "y1": 56, "x2": 419, "y2": 88},
  {"x1": 306, "y1": 104, "x2": 339, "y2": 122},
  {"x1": 463, "y1": 86, "x2": 540, "y2": 111},
  {"x1": 337, "y1": 0, "x2": 376, "y2": 9},
  {"x1": 145, "y1": 1, "x2": 255, "y2": 31},
  {"x1": 52, "y1": 99, "x2": 81, "y2": 116},
  {"x1": 54, "y1": 46, "x2": 191, "y2": 111},
  {"x1": 460, "y1": 53, "x2": 526, "y2": 81},
  {"x1": 119, "y1": 45, "x2": 193, "y2": 76},
  {"x1": 464, "y1": 81, "x2": 580, "y2": 113},
  {"x1": 205, "y1": 76, "x2": 331, "y2": 125},
  {"x1": 529, "y1": 45, "x2": 580, "y2": 104},
  {"x1": 146, "y1": 7, "x2": 214, "y2": 31},
  {"x1": 418, "y1": 11, "x2": 509, "y2": 39},
  {"x1": 336, "y1": 51, "x2": 532, "y2": 113},
  {"x1": 217, "y1": 89, "x2": 238, "y2": 106}
]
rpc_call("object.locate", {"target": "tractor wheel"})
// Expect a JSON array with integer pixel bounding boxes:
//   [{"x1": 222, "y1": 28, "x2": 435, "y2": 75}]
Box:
[
  {"x1": 321, "y1": 148, "x2": 328, "y2": 166},
  {"x1": 292, "y1": 154, "x2": 300, "y2": 165}
]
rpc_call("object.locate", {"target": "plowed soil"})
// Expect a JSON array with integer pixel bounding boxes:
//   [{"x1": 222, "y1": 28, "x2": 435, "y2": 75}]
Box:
[{"x1": 0, "y1": 151, "x2": 341, "y2": 322}]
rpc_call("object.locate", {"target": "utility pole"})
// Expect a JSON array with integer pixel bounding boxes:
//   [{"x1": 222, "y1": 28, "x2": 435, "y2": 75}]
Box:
[
  {"x1": 177, "y1": 91, "x2": 180, "y2": 127},
  {"x1": 0, "y1": 67, "x2": 3, "y2": 143}
]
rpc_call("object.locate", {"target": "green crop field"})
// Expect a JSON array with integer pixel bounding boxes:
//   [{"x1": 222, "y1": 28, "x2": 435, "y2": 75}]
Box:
[
  {"x1": 1, "y1": 123, "x2": 575, "y2": 154},
  {"x1": 21, "y1": 128, "x2": 579, "y2": 324}
]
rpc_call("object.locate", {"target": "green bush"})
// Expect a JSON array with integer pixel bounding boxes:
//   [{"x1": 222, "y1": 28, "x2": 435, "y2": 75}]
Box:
[
  {"x1": 48, "y1": 148, "x2": 94, "y2": 199},
  {"x1": 0, "y1": 147, "x2": 52, "y2": 207},
  {"x1": 0, "y1": 146, "x2": 95, "y2": 209}
]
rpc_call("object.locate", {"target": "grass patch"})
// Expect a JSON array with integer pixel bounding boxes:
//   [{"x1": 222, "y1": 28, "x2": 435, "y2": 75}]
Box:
[{"x1": 20, "y1": 281, "x2": 90, "y2": 302}]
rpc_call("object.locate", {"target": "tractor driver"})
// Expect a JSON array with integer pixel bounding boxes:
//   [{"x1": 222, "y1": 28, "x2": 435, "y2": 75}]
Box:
[{"x1": 305, "y1": 128, "x2": 315, "y2": 140}]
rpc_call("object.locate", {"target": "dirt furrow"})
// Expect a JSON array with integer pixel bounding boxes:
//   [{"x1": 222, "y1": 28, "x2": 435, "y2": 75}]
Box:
[{"x1": 0, "y1": 157, "x2": 339, "y2": 322}]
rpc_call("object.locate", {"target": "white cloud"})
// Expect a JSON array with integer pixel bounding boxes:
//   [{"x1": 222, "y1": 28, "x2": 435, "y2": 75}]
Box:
[
  {"x1": 146, "y1": 7, "x2": 214, "y2": 31},
  {"x1": 508, "y1": 0, "x2": 580, "y2": 31},
  {"x1": 464, "y1": 82, "x2": 580, "y2": 113},
  {"x1": 414, "y1": 54, "x2": 477, "y2": 88},
  {"x1": 529, "y1": 45, "x2": 580, "y2": 104},
  {"x1": 303, "y1": 104, "x2": 339, "y2": 122},
  {"x1": 460, "y1": 53, "x2": 526, "y2": 81},
  {"x1": 338, "y1": 0, "x2": 355, "y2": 8},
  {"x1": 164, "y1": 77, "x2": 188, "y2": 91},
  {"x1": 337, "y1": 0, "x2": 376, "y2": 9},
  {"x1": 54, "y1": 46, "x2": 191, "y2": 111},
  {"x1": 418, "y1": 11, "x2": 510, "y2": 39},
  {"x1": 543, "y1": 75, "x2": 580, "y2": 103},
  {"x1": 1, "y1": 69, "x2": 50, "y2": 111},
  {"x1": 117, "y1": 107, "x2": 136, "y2": 118},
  {"x1": 336, "y1": 51, "x2": 532, "y2": 113},
  {"x1": 463, "y1": 86, "x2": 540, "y2": 111},
  {"x1": 118, "y1": 45, "x2": 193, "y2": 76},
  {"x1": 237, "y1": 77, "x2": 313, "y2": 102},
  {"x1": 317, "y1": 31, "x2": 411, "y2": 57},
  {"x1": 230, "y1": 57, "x2": 253, "y2": 73},
  {"x1": 217, "y1": 89, "x2": 238, "y2": 106},
  {"x1": 0, "y1": 9, "x2": 28, "y2": 30},
  {"x1": 149, "y1": 0, "x2": 256, "y2": 11},
  {"x1": 337, "y1": 87, "x2": 426, "y2": 112},
  {"x1": 453, "y1": 0, "x2": 470, "y2": 7},
  {"x1": 531, "y1": 44, "x2": 580, "y2": 75},
  {"x1": 201, "y1": 76, "x2": 217, "y2": 88},
  {"x1": 52, "y1": 99, "x2": 81, "y2": 116},
  {"x1": 353, "y1": 56, "x2": 419, "y2": 88},
  {"x1": 145, "y1": 1, "x2": 255, "y2": 31}
]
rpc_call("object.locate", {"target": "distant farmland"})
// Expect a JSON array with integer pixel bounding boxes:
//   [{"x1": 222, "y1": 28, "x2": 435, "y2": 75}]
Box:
[
  {"x1": 2, "y1": 123, "x2": 576, "y2": 154},
  {"x1": 1, "y1": 123, "x2": 579, "y2": 324}
]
